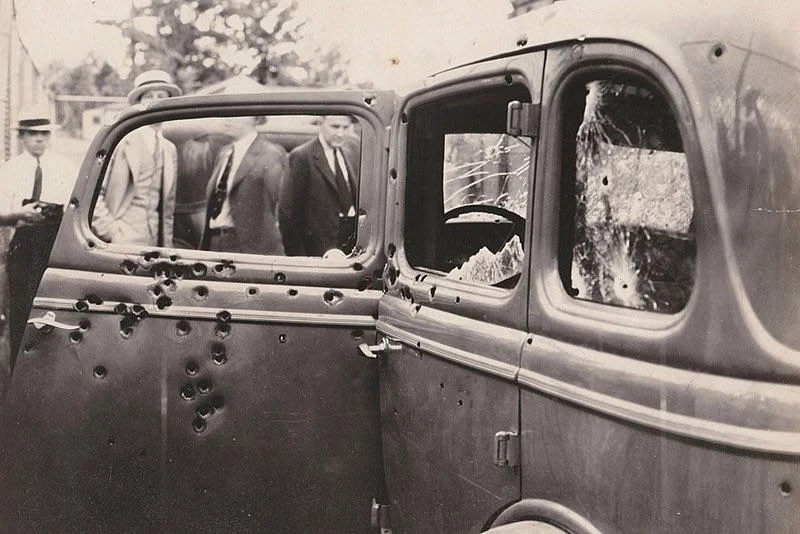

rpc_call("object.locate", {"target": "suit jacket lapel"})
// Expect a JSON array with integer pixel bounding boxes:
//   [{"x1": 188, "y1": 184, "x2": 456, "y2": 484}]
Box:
[
  {"x1": 311, "y1": 138, "x2": 339, "y2": 194},
  {"x1": 230, "y1": 136, "x2": 261, "y2": 193}
]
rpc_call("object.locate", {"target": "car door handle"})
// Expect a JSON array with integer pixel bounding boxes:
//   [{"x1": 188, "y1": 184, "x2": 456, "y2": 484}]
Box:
[
  {"x1": 358, "y1": 337, "x2": 402, "y2": 359},
  {"x1": 27, "y1": 311, "x2": 81, "y2": 331}
]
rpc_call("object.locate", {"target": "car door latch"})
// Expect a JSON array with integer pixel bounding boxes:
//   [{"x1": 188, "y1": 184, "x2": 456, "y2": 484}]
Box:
[
  {"x1": 494, "y1": 431, "x2": 520, "y2": 468},
  {"x1": 27, "y1": 311, "x2": 81, "y2": 331},
  {"x1": 370, "y1": 497, "x2": 392, "y2": 532},
  {"x1": 358, "y1": 337, "x2": 402, "y2": 359}
]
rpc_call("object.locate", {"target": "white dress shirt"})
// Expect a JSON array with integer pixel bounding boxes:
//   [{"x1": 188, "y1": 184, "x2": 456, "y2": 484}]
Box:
[
  {"x1": 0, "y1": 149, "x2": 77, "y2": 221},
  {"x1": 318, "y1": 133, "x2": 351, "y2": 186},
  {"x1": 209, "y1": 131, "x2": 257, "y2": 229}
]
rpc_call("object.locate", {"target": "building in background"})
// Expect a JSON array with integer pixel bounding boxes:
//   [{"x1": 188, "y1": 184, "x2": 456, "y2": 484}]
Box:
[{"x1": 0, "y1": 0, "x2": 53, "y2": 161}]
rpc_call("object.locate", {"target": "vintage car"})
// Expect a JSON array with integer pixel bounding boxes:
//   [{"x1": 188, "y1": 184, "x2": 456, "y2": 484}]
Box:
[{"x1": 1, "y1": 0, "x2": 799, "y2": 532}]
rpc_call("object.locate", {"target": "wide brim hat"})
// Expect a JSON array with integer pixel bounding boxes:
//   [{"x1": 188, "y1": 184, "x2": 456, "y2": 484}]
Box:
[
  {"x1": 127, "y1": 70, "x2": 182, "y2": 104},
  {"x1": 13, "y1": 108, "x2": 59, "y2": 132}
]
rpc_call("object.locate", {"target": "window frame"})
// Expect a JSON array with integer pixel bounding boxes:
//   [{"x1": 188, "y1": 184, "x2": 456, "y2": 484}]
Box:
[{"x1": 530, "y1": 42, "x2": 711, "y2": 343}]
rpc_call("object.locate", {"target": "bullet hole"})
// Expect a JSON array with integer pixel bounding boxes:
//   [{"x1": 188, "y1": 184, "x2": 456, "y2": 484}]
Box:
[
  {"x1": 712, "y1": 43, "x2": 725, "y2": 59},
  {"x1": 69, "y1": 331, "x2": 82, "y2": 343},
  {"x1": 602, "y1": 176, "x2": 608, "y2": 186},
  {"x1": 196, "y1": 403, "x2": 212, "y2": 418},
  {"x1": 389, "y1": 168, "x2": 397, "y2": 180},
  {"x1": 93, "y1": 365, "x2": 107, "y2": 378},
  {"x1": 121, "y1": 260, "x2": 137, "y2": 275},
  {"x1": 527, "y1": 337, "x2": 533, "y2": 345},
  {"x1": 23, "y1": 342, "x2": 36, "y2": 353},
  {"x1": 180, "y1": 384, "x2": 195, "y2": 400},
  {"x1": 213, "y1": 262, "x2": 236, "y2": 277},
  {"x1": 356, "y1": 278, "x2": 371, "y2": 291},
  {"x1": 439, "y1": 382, "x2": 444, "y2": 389},
  {"x1": 567, "y1": 287, "x2": 580, "y2": 297},
  {"x1": 69, "y1": 197, "x2": 79, "y2": 208},
  {"x1": 169, "y1": 254, "x2": 179, "y2": 262},
  {"x1": 120, "y1": 327, "x2": 134, "y2": 339},
  {"x1": 780, "y1": 481, "x2": 792, "y2": 496},
  {"x1": 622, "y1": 283, "x2": 628, "y2": 289},
  {"x1": 120, "y1": 315, "x2": 136, "y2": 331},
  {"x1": 279, "y1": 333, "x2": 287, "y2": 343},
  {"x1": 216, "y1": 310, "x2": 232, "y2": 323},
  {"x1": 74, "y1": 300, "x2": 89, "y2": 312},
  {"x1": 287, "y1": 288, "x2": 298, "y2": 297},
  {"x1": 132, "y1": 304, "x2": 148, "y2": 318},
  {"x1": 107, "y1": 436, "x2": 115, "y2": 446},
  {"x1": 215, "y1": 323, "x2": 231, "y2": 339},
  {"x1": 387, "y1": 243, "x2": 396, "y2": 258},
  {"x1": 351, "y1": 329, "x2": 363, "y2": 339},
  {"x1": 211, "y1": 396, "x2": 225, "y2": 410},
  {"x1": 186, "y1": 361, "x2": 199, "y2": 375},
  {"x1": 516, "y1": 36, "x2": 528, "y2": 47},
  {"x1": 156, "y1": 295, "x2": 172, "y2": 310},
  {"x1": 323, "y1": 289, "x2": 344, "y2": 306},
  {"x1": 457, "y1": 399, "x2": 463, "y2": 407},
  {"x1": 79, "y1": 319, "x2": 91, "y2": 331},
  {"x1": 192, "y1": 417, "x2": 207, "y2": 433},
  {"x1": 192, "y1": 263, "x2": 207, "y2": 278},
  {"x1": 192, "y1": 286, "x2": 209, "y2": 300},
  {"x1": 171, "y1": 265, "x2": 186, "y2": 279},
  {"x1": 85, "y1": 294, "x2": 103, "y2": 305},
  {"x1": 455, "y1": 296, "x2": 461, "y2": 303},
  {"x1": 247, "y1": 287, "x2": 258, "y2": 296},
  {"x1": 175, "y1": 320, "x2": 191, "y2": 337},
  {"x1": 419, "y1": 274, "x2": 427, "y2": 282},
  {"x1": 162, "y1": 279, "x2": 175, "y2": 289},
  {"x1": 274, "y1": 272, "x2": 286, "y2": 283},
  {"x1": 504, "y1": 74, "x2": 513, "y2": 85},
  {"x1": 211, "y1": 344, "x2": 227, "y2": 365},
  {"x1": 386, "y1": 266, "x2": 397, "y2": 285},
  {"x1": 364, "y1": 96, "x2": 374, "y2": 106},
  {"x1": 400, "y1": 286, "x2": 412, "y2": 300},
  {"x1": 144, "y1": 251, "x2": 160, "y2": 262},
  {"x1": 87, "y1": 240, "x2": 95, "y2": 249},
  {"x1": 416, "y1": 341, "x2": 421, "y2": 348},
  {"x1": 401, "y1": 113, "x2": 408, "y2": 124},
  {"x1": 95, "y1": 149, "x2": 106, "y2": 162},
  {"x1": 352, "y1": 262, "x2": 364, "y2": 271},
  {"x1": 151, "y1": 285, "x2": 163, "y2": 297},
  {"x1": 197, "y1": 379, "x2": 212, "y2": 394},
  {"x1": 429, "y1": 286, "x2": 436, "y2": 299},
  {"x1": 411, "y1": 304, "x2": 421, "y2": 315}
]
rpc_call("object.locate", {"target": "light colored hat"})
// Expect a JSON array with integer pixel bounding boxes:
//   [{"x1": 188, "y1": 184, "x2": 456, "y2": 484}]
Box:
[
  {"x1": 13, "y1": 108, "x2": 59, "y2": 132},
  {"x1": 127, "y1": 70, "x2": 182, "y2": 104}
]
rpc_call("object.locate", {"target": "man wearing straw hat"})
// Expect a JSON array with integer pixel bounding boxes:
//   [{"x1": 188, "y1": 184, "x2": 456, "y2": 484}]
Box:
[
  {"x1": 92, "y1": 69, "x2": 182, "y2": 246},
  {"x1": 0, "y1": 109, "x2": 76, "y2": 359}
]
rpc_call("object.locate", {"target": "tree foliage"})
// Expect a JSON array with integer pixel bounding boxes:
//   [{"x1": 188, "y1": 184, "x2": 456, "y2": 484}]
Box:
[{"x1": 99, "y1": 0, "x2": 349, "y2": 91}]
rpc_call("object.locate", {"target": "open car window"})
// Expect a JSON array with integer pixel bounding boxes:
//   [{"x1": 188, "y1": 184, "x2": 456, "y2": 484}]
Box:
[
  {"x1": 89, "y1": 114, "x2": 364, "y2": 259},
  {"x1": 404, "y1": 83, "x2": 532, "y2": 289}
]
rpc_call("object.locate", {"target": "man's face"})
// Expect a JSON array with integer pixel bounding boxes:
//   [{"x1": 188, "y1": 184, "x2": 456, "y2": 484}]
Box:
[
  {"x1": 319, "y1": 116, "x2": 352, "y2": 148},
  {"x1": 139, "y1": 88, "x2": 171, "y2": 104},
  {"x1": 20, "y1": 131, "x2": 50, "y2": 158},
  {"x1": 213, "y1": 116, "x2": 257, "y2": 139}
]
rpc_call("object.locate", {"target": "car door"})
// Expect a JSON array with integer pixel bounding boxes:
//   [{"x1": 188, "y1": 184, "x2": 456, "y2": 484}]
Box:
[
  {"x1": 0, "y1": 91, "x2": 394, "y2": 533},
  {"x1": 371, "y1": 53, "x2": 544, "y2": 532}
]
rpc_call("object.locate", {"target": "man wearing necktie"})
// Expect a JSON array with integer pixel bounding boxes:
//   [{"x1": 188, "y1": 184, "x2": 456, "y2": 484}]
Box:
[
  {"x1": 279, "y1": 115, "x2": 361, "y2": 257},
  {"x1": 199, "y1": 116, "x2": 287, "y2": 255},
  {"x1": 0, "y1": 109, "x2": 77, "y2": 359}
]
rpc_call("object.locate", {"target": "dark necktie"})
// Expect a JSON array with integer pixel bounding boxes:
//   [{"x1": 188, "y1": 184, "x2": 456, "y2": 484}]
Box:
[
  {"x1": 333, "y1": 149, "x2": 353, "y2": 212},
  {"x1": 208, "y1": 147, "x2": 234, "y2": 220},
  {"x1": 31, "y1": 157, "x2": 42, "y2": 201}
]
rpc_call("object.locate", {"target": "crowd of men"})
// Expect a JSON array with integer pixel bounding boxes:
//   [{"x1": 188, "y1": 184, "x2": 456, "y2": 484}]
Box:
[{"x1": 0, "y1": 69, "x2": 360, "y2": 360}]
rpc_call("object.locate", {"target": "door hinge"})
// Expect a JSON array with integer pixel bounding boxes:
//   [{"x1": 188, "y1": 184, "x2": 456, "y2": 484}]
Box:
[
  {"x1": 370, "y1": 498, "x2": 392, "y2": 532},
  {"x1": 493, "y1": 431, "x2": 520, "y2": 468},
  {"x1": 506, "y1": 101, "x2": 540, "y2": 138}
]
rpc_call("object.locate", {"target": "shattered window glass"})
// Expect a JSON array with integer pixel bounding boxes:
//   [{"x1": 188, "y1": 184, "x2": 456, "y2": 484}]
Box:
[
  {"x1": 564, "y1": 80, "x2": 696, "y2": 313},
  {"x1": 442, "y1": 133, "x2": 530, "y2": 286}
]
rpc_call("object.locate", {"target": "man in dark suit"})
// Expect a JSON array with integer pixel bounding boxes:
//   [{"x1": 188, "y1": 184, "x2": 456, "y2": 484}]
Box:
[
  {"x1": 200, "y1": 116, "x2": 287, "y2": 255},
  {"x1": 279, "y1": 116, "x2": 360, "y2": 256}
]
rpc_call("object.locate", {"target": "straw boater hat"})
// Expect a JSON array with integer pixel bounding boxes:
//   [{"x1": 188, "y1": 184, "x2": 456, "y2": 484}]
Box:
[
  {"x1": 13, "y1": 108, "x2": 60, "y2": 132},
  {"x1": 127, "y1": 70, "x2": 183, "y2": 104}
]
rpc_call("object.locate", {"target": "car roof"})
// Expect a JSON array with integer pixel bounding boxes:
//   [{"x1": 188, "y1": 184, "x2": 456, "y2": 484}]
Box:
[{"x1": 434, "y1": 0, "x2": 800, "y2": 78}]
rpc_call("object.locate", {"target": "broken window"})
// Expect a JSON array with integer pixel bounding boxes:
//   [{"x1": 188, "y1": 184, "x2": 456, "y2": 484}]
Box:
[
  {"x1": 560, "y1": 77, "x2": 696, "y2": 313},
  {"x1": 404, "y1": 83, "x2": 532, "y2": 288}
]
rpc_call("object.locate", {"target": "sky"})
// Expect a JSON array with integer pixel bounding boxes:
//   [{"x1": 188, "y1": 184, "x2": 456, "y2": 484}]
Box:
[{"x1": 16, "y1": 0, "x2": 514, "y2": 89}]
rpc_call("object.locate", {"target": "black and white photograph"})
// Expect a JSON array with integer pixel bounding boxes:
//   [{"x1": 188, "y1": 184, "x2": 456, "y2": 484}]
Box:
[{"x1": 0, "y1": 0, "x2": 797, "y2": 532}]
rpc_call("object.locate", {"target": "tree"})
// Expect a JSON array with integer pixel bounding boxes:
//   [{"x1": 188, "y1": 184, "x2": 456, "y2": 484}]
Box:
[{"x1": 99, "y1": 0, "x2": 348, "y2": 91}]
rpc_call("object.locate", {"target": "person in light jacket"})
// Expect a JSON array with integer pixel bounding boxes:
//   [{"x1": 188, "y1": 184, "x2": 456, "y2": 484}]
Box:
[{"x1": 92, "y1": 70, "x2": 181, "y2": 246}]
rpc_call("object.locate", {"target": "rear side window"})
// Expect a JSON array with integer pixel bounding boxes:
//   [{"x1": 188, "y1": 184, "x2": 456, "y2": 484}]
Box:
[{"x1": 559, "y1": 76, "x2": 695, "y2": 313}]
